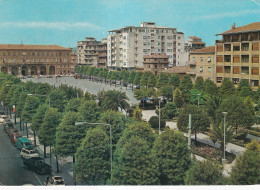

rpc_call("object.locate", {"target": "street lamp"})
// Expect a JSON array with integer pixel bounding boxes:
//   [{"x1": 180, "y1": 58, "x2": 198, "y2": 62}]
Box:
[
  {"x1": 75, "y1": 121, "x2": 112, "y2": 180},
  {"x1": 222, "y1": 112, "x2": 228, "y2": 164},
  {"x1": 27, "y1": 94, "x2": 50, "y2": 108},
  {"x1": 158, "y1": 96, "x2": 163, "y2": 134}
]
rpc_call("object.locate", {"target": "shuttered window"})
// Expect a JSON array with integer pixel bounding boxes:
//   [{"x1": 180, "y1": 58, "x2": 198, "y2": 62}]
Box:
[
  {"x1": 252, "y1": 43, "x2": 259, "y2": 51},
  {"x1": 233, "y1": 66, "x2": 240, "y2": 74},
  {"x1": 217, "y1": 55, "x2": 223, "y2": 62},
  {"x1": 217, "y1": 66, "x2": 223, "y2": 73},
  {"x1": 251, "y1": 67, "x2": 259, "y2": 75},
  {"x1": 233, "y1": 55, "x2": 240, "y2": 63},
  {"x1": 217, "y1": 45, "x2": 223, "y2": 52},
  {"x1": 252, "y1": 55, "x2": 259, "y2": 63}
]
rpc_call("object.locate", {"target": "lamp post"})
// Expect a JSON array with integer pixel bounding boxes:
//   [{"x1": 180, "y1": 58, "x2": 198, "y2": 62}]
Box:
[
  {"x1": 158, "y1": 96, "x2": 163, "y2": 134},
  {"x1": 75, "y1": 122, "x2": 112, "y2": 182},
  {"x1": 222, "y1": 112, "x2": 228, "y2": 164}
]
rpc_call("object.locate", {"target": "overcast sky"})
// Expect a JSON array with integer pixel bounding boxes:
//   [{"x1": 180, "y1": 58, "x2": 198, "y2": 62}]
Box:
[{"x1": 0, "y1": 0, "x2": 259, "y2": 48}]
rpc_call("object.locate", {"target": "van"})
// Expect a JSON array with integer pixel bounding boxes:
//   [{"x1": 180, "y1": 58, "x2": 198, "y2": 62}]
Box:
[{"x1": 16, "y1": 137, "x2": 33, "y2": 150}]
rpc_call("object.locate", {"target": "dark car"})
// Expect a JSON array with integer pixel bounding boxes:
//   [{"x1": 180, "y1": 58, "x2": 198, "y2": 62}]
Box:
[
  {"x1": 23, "y1": 157, "x2": 52, "y2": 174},
  {"x1": 4, "y1": 123, "x2": 14, "y2": 133}
]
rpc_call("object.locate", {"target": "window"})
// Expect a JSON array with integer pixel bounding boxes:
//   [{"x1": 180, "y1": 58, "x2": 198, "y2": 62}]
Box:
[
  {"x1": 207, "y1": 57, "x2": 211, "y2": 62},
  {"x1": 232, "y1": 78, "x2": 240, "y2": 84},
  {"x1": 241, "y1": 43, "x2": 249, "y2": 51},
  {"x1": 200, "y1": 57, "x2": 203, "y2": 62},
  {"x1": 158, "y1": 42, "x2": 160, "y2": 45},
  {"x1": 42, "y1": 52, "x2": 44, "y2": 56},
  {"x1": 252, "y1": 55, "x2": 259, "y2": 63},
  {"x1": 178, "y1": 36, "x2": 181, "y2": 40},
  {"x1": 233, "y1": 55, "x2": 240, "y2": 63},
  {"x1": 178, "y1": 43, "x2": 181, "y2": 46},
  {"x1": 143, "y1": 36, "x2": 147, "y2": 39},
  {"x1": 158, "y1": 36, "x2": 160, "y2": 39},
  {"x1": 158, "y1": 49, "x2": 161, "y2": 52},
  {"x1": 208, "y1": 67, "x2": 211, "y2": 72},
  {"x1": 233, "y1": 66, "x2": 240, "y2": 74},
  {"x1": 252, "y1": 42, "x2": 259, "y2": 51},
  {"x1": 156, "y1": 30, "x2": 159, "y2": 34},
  {"x1": 241, "y1": 55, "x2": 249, "y2": 62},
  {"x1": 251, "y1": 67, "x2": 259, "y2": 75},
  {"x1": 167, "y1": 49, "x2": 172, "y2": 52},
  {"x1": 192, "y1": 57, "x2": 195, "y2": 61},
  {"x1": 241, "y1": 67, "x2": 249, "y2": 74},
  {"x1": 216, "y1": 77, "x2": 223, "y2": 83},
  {"x1": 224, "y1": 66, "x2": 231, "y2": 73},
  {"x1": 233, "y1": 44, "x2": 240, "y2": 51},
  {"x1": 217, "y1": 66, "x2": 223, "y2": 73},
  {"x1": 178, "y1": 49, "x2": 180, "y2": 52},
  {"x1": 200, "y1": 66, "x2": 203, "y2": 72},
  {"x1": 251, "y1": 80, "x2": 259, "y2": 87}
]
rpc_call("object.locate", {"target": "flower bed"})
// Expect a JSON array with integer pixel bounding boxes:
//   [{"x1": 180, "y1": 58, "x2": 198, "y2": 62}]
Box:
[{"x1": 192, "y1": 140, "x2": 236, "y2": 164}]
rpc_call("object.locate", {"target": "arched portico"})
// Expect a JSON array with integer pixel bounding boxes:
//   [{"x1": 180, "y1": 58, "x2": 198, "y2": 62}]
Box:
[
  {"x1": 40, "y1": 66, "x2": 47, "y2": 75},
  {"x1": 1, "y1": 66, "x2": 8, "y2": 74},
  {"x1": 49, "y1": 66, "x2": 55, "y2": 75}
]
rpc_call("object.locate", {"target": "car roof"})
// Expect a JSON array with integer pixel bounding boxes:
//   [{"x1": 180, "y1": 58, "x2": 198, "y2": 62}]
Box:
[{"x1": 18, "y1": 137, "x2": 31, "y2": 142}]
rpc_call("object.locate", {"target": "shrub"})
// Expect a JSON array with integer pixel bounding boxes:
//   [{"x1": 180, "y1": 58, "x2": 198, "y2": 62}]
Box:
[{"x1": 148, "y1": 116, "x2": 166, "y2": 131}]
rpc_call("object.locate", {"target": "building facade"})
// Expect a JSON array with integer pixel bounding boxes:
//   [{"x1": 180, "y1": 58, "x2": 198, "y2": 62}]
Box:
[
  {"x1": 215, "y1": 22, "x2": 260, "y2": 89},
  {"x1": 77, "y1": 37, "x2": 107, "y2": 68},
  {"x1": 186, "y1": 36, "x2": 206, "y2": 51},
  {"x1": 188, "y1": 46, "x2": 215, "y2": 82},
  {"x1": 0, "y1": 44, "x2": 72, "y2": 76},
  {"x1": 143, "y1": 53, "x2": 169, "y2": 75},
  {"x1": 107, "y1": 22, "x2": 186, "y2": 70}
]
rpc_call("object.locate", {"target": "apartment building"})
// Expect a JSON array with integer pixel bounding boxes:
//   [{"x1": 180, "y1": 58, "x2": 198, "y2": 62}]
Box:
[
  {"x1": 0, "y1": 44, "x2": 72, "y2": 76},
  {"x1": 186, "y1": 36, "x2": 206, "y2": 51},
  {"x1": 187, "y1": 46, "x2": 215, "y2": 82},
  {"x1": 215, "y1": 22, "x2": 260, "y2": 89},
  {"x1": 96, "y1": 38, "x2": 107, "y2": 68},
  {"x1": 107, "y1": 22, "x2": 186, "y2": 70},
  {"x1": 143, "y1": 53, "x2": 169, "y2": 75}
]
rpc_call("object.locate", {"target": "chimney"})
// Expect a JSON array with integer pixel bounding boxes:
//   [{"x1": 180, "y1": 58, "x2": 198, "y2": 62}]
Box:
[{"x1": 231, "y1": 23, "x2": 236, "y2": 30}]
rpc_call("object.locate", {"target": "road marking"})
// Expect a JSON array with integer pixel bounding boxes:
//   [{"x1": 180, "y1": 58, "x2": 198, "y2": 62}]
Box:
[{"x1": 33, "y1": 172, "x2": 42, "y2": 185}]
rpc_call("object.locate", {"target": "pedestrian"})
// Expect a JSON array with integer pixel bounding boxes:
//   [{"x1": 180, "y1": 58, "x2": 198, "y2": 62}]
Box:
[{"x1": 45, "y1": 176, "x2": 49, "y2": 186}]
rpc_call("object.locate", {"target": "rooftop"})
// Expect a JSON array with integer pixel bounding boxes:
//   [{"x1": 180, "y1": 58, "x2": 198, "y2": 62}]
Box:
[
  {"x1": 188, "y1": 36, "x2": 201, "y2": 40},
  {"x1": 190, "y1": 46, "x2": 215, "y2": 54},
  {"x1": 216, "y1": 22, "x2": 260, "y2": 36},
  {"x1": 0, "y1": 44, "x2": 71, "y2": 50}
]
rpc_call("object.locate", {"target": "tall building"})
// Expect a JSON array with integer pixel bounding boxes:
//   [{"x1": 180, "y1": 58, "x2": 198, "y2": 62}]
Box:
[
  {"x1": 188, "y1": 46, "x2": 215, "y2": 82},
  {"x1": 0, "y1": 44, "x2": 72, "y2": 76},
  {"x1": 107, "y1": 22, "x2": 186, "y2": 70},
  {"x1": 77, "y1": 37, "x2": 107, "y2": 68},
  {"x1": 215, "y1": 22, "x2": 260, "y2": 89}
]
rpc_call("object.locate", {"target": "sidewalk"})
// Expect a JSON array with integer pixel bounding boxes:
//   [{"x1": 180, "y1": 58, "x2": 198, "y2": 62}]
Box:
[{"x1": 10, "y1": 114, "x2": 75, "y2": 185}]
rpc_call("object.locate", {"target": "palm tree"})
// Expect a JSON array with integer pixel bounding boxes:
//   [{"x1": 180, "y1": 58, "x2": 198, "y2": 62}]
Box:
[
  {"x1": 204, "y1": 96, "x2": 222, "y2": 125},
  {"x1": 102, "y1": 90, "x2": 130, "y2": 112},
  {"x1": 206, "y1": 122, "x2": 233, "y2": 149}
]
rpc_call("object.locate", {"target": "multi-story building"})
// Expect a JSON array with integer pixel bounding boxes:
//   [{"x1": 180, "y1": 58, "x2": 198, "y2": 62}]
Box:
[
  {"x1": 143, "y1": 53, "x2": 169, "y2": 75},
  {"x1": 77, "y1": 37, "x2": 107, "y2": 68},
  {"x1": 0, "y1": 44, "x2": 72, "y2": 76},
  {"x1": 185, "y1": 36, "x2": 206, "y2": 51},
  {"x1": 107, "y1": 22, "x2": 186, "y2": 70},
  {"x1": 187, "y1": 46, "x2": 215, "y2": 82},
  {"x1": 215, "y1": 22, "x2": 260, "y2": 89}
]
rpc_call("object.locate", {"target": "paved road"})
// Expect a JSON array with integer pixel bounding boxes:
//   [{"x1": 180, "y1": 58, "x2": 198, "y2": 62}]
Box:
[
  {"x1": 22, "y1": 76, "x2": 139, "y2": 105},
  {"x1": 0, "y1": 115, "x2": 45, "y2": 185}
]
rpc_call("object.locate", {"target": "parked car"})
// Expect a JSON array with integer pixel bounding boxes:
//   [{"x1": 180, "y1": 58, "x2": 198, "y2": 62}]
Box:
[
  {"x1": 10, "y1": 132, "x2": 22, "y2": 144},
  {"x1": 16, "y1": 137, "x2": 33, "y2": 150},
  {"x1": 0, "y1": 115, "x2": 9, "y2": 123},
  {"x1": 7, "y1": 128, "x2": 19, "y2": 136},
  {"x1": 23, "y1": 157, "x2": 52, "y2": 174},
  {"x1": 3, "y1": 123, "x2": 14, "y2": 133},
  {"x1": 20, "y1": 148, "x2": 39, "y2": 159},
  {"x1": 46, "y1": 176, "x2": 65, "y2": 186}
]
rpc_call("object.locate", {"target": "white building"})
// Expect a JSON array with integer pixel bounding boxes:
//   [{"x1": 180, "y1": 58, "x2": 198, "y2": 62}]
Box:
[{"x1": 107, "y1": 22, "x2": 186, "y2": 70}]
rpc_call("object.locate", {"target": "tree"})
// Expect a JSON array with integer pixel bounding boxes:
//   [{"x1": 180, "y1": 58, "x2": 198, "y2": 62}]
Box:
[
  {"x1": 158, "y1": 85, "x2": 173, "y2": 100},
  {"x1": 189, "y1": 89, "x2": 206, "y2": 105},
  {"x1": 99, "y1": 111, "x2": 128, "y2": 146},
  {"x1": 148, "y1": 116, "x2": 166, "y2": 132},
  {"x1": 101, "y1": 90, "x2": 130, "y2": 112},
  {"x1": 39, "y1": 108, "x2": 61, "y2": 157},
  {"x1": 237, "y1": 79, "x2": 251, "y2": 92},
  {"x1": 229, "y1": 140, "x2": 260, "y2": 185},
  {"x1": 78, "y1": 100, "x2": 101, "y2": 123},
  {"x1": 179, "y1": 74, "x2": 193, "y2": 101},
  {"x1": 31, "y1": 104, "x2": 49, "y2": 146},
  {"x1": 112, "y1": 136, "x2": 159, "y2": 185},
  {"x1": 161, "y1": 102, "x2": 178, "y2": 119},
  {"x1": 239, "y1": 86, "x2": 253, "y2": 98},
  {"x1": 21, "y1": 96, "x2": 41, "y2": 123},
  {"x1": 133, "y1": 106, "x2": 142, "y2": 121},
  {"x1": 134, "y1": 88, "x2": 155, "y2": 107},
  {"x1": 133, "y1": 72, "x2": 143, "y2": 85},
  {"x1": 177, "y1": 104, "x2": 210, "y2": 141},
  {"x1": 35, "y1": 83, "x2": 52, "y2": 96},
  {"x1": 140, "y1": 72, "x2": 152, "y2": 88},
  {"x1": 217, "y1": 96, "x2": 255, "y2": 133},
  {"x1": 127, "y1": 71, "x2": 136, "y2": 88},
  {"x1": 168, "y1": 73, "x2": 180, "y2": 87},
  {"x1": 84, "y1": 91, "x2": 93, "y2": 100},
  {"x1": 193, "y1": 76, "x2": 204, "y2": 91},
  {"x1": 185, "y1": 160, "x2": 224, "y2": 185},
  {"x1": 55, "y1": 111, "x2": 86, "y2": 162},
  {"x1": 156, "y1": 73, "x2": 169, "y2": 88},
  {"x1": 219, "y1": 78, "x2": 236, "y2": 98},
  {"x1": 74, "y1": 127, "x2": 110, "y2": 184},
  {"x1": 152, "y1": 129, "x2": 191, "y2": 184},
  {"x1": 147, "y1": 74, "x2": 156, "y2": 88},
  {"x1": 65, "y1": 98, "x2": 85, "y2": 112},
  {"x1": 173, "y1": 88, "x2": 184, "y2": 108},
  {"x1": 49, "y1": 89, "x2": 67, "y2": 112},
  {"x1": 204, "y1": 79, "x2": 218, "y2": 96},
  {"x1": 204, "y1": 96, "x2": 222, "y2": 124}
]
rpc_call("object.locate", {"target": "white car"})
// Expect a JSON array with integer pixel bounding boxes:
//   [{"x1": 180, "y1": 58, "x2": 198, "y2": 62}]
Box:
[
  {"x1": 20, "y1": 148, "x2": 39, "y2": 159},
  {"x1": 0, "y1": 115, "x2": 9, "y2": 123},
  {"x1": 46, "y1": 176, "x2": 65, "y2": 186}
]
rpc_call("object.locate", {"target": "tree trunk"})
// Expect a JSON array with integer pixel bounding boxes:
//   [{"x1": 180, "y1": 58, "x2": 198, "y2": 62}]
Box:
[
  {"x1": 26, "y1": 122, "x2": 28, "y2": 138},
  {"x1": 56, "y1": 155, "x2": 59, "y2": 173},
  {"x1": 44, "y1": 144, "x2": 46, "y2": 158},
  {"x1": 195, "y1": 131, "x2": 197, "y2": 142},
  {"x1": 33, "y1": 130, "x2": 37, "y2": 147},
  {"x1": 73, "y1": 156, "x2": 75, "y2": 164},
  {"x1": 50, "y1": 145, "x2": 52, "y2": 164},
  {"x1": 19, "y1": 118, "x2": 22, "y2": 130},
  {"x1": 14, "y1": 112, "x2": 16, "y2": 124}
]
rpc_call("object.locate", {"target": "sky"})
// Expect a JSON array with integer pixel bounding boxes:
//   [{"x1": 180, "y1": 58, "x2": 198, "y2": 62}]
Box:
[{"x1": 0, "y1": 0, "x2": 259, "y2": 48}]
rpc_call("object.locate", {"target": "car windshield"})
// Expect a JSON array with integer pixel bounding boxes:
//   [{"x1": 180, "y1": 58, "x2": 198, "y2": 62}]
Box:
[
  {"x1": 24, "y1": 142, "x2": 32, "y2": 146},
  {"x1": 54, "y1": 181, "x2": 64, "y2": 185}
]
